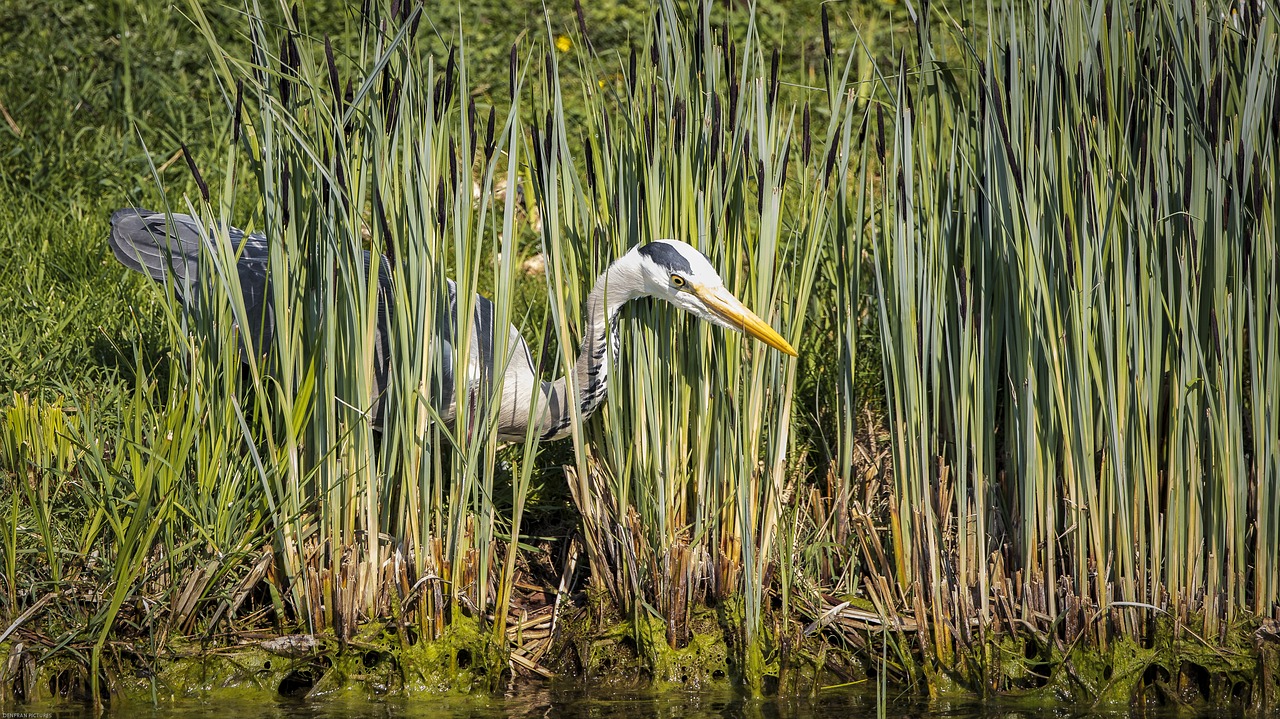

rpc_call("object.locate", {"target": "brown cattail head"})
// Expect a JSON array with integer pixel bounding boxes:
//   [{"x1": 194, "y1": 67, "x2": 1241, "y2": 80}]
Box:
[
  {"x1": 1271, "y1": 73, "x2": 1280, "y2": 137},
  {"x1": 574, "y1": 0, "x2": 593, "y2": 53},
  {"x1": 449, "y1": 137, "x2": 458, "y2": 190},
  {"x1": 529, "y1": 123, "x2": 544, "y2": 186},
  {"x1": 181, "y1": 143, "x2": 209, "y2": 203},
  {"x1": 387, "y1": 76, "x2": 402, "y2": 131},
  {"x1": 824, "y1": 136, "x2": 838, "y2": 183},
  {"x1": 543, "y1": 109, "x2": 555, "y2": 167},
  {"x1": 802, "y1": 103, "x2": 811, "y2": 165},
  {"x1": 280, "y1": 166, "x2": 291, "y2": 227},
  {"x1": 509, "y1": 43, "x2": 518, "y2": 100},
  {"x1": 468, "y1": 97, "x2": 477, "y2": 146},
  {"x1": 384, "y1": 65, "x2": 394, "y2": 112},
  {"x1": 485, "y1": 106, "x2": 497, "y2": 161},
  {"x1": 977, "y1": 60, "x2": 988, "y2": 124},
  {"x1": 233, "y1": 79, "x2": 244, "y2": 143},
  {"x1": 321, "y1": 145, "x2": 332, "y2": 205},
  {"x1": 436, "y1": 179, "x2": 447, "y2": 230},
  {"x1": 584, "y1": 138, "x2": 597, "y2": 195},
  {"x1": 335, "y1": 150, "x2": 347, "y2": 202},
  {"x1": 821, "y1": 6, "x2": 832, "y2": 62},
  {"x1": 709, "y1": 93, "x2": 722, "y2": 159},
  {"x1": 278, "y1": 33, "x2": 295, "y2": 106},
  {"x1": 875, "y1": 103, "x2": 886, "y2": 163},
  {"x1": 779, "y1": 143, "x2": 791, "y2": 192},
  {"x1": 652, "y1": 11, "x2": 663, "y2": 67},
  {"x1": 1182, "y1": 143, "x2": 1193, "y2": 213},
  {"x1": 1206, "y1": 72, "x2": 1222, "y2": 149},
  {"x1": 768, "y1": 49, "x2": 780, "y2": 113},
  {"x1": 443, "y1": 45, "x2": 457, "y2": 109},
  {"x1": 407, "y1": 6, "x2": 422, "y2": 43}
]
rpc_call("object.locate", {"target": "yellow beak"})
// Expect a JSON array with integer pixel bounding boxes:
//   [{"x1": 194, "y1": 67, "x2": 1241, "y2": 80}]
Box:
[{"x1": 693, "y1": 285, "x2": 798, "y2": 357}]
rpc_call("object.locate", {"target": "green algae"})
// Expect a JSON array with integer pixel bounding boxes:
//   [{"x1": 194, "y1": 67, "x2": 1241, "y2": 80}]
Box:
[
  {"x1": 551, "y1": 593, "x2": 736, "y2": 689},
  {"x1": 546, "y1": 593, "x2": 866, "y2": 697},
  {"x1": 66, "y1": 614, "x2": 505, "y2": 706},
  {"x1": 953, "y1": 614, "x2": 1280, "y2": 710},
  {"x1": 633, "y1": 608, "x2": 731, "y2": 688},
  {"x1": 395, "y1": 613, "x2": 504, "y2": 695},
  {"x1": 3, "y1": 606, "x2": 1278, "y2": 710}
]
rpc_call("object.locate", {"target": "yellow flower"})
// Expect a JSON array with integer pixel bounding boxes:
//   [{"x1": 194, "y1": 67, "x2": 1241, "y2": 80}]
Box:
[{"x1": 555, "y1": 35, "x2": 572, "y2": 53}]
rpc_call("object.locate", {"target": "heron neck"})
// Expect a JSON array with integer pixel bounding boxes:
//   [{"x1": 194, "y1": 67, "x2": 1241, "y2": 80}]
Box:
[{"x1": 540, "y1": 252, "x2": 645, "y2": 440}]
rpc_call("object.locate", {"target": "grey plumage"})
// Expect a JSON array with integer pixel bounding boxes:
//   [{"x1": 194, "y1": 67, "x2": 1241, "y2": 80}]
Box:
[
  {"x1": 109, "y1": 207, "x2": 277, "y2": 356},
  {"x1": 108, "y1": 208, "x2": 795, "y2": 443}
]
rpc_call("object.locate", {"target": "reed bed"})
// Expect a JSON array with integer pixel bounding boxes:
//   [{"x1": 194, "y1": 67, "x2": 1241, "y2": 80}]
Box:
[
  {"x1": 532, "y1": 0, "x2": 870, "y2": 684},
  {"x1": 873, "y1": 0, "x2": 1280, "y2": 694},
  {"x1": 0, "y1": 0, "x2": 1277, "y2": 707}
]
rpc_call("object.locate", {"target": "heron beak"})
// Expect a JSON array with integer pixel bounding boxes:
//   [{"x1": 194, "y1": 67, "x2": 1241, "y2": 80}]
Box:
[{"x1": 693, "y1": 285, "x2": 798, "y2": 357}]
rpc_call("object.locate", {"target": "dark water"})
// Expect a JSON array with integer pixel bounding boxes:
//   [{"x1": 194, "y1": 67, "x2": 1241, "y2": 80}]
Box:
[{"x1": 10, "y1": 687, "x2": 1257, "y2": 719}]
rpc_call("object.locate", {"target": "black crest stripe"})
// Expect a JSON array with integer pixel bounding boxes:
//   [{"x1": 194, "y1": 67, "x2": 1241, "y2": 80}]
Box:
[{"x1": 637, "y1": 242, "x2": 693, "y2": 274}]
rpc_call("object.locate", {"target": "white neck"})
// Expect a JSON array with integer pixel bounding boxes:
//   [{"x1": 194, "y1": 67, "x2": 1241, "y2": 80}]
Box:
[{"x1": 538, "y1": 249, "x2": 648, "y2": 439}]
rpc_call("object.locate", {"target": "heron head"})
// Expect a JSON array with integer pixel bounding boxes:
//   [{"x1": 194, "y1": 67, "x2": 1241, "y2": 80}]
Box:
[{"x1": 632, "y1": 240, "x2": 798, "y2": 357}]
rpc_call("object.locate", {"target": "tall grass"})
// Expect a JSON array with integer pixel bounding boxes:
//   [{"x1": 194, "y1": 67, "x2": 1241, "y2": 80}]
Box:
[
  {"x1": 874, "y1": 0, "x2": 1279, "y2": 684},
  {"x1": 178, "y1": 0, "x2": 869, "y2": 691},
  {"x1": 529, "y1": 0, "x2": 872, "y2": 684},
  {"x1": 179, "y1": 0, "x2": 549, "y2": 645},
  {"x1": 4, "y1": 0, "x2": 549, "y2": 701}
]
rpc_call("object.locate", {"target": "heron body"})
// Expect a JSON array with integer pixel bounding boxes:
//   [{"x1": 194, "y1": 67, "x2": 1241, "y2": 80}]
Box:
[{"x1": 108, "y1": 208, "x2": 796, "y2": 442}]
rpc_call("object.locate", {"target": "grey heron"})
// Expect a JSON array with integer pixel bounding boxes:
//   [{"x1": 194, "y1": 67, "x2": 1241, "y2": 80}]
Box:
[{"x1": 108, "y1": 208, "x2": 797, "y2": 441}]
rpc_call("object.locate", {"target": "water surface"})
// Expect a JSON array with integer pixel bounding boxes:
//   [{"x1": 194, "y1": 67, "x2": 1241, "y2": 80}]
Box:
[{"x1": 11, "y1": 687, "x2": 1258, "y2": 719}]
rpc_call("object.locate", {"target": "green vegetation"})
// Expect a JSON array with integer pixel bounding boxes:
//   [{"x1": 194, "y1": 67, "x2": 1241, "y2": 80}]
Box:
[
  {"x1": 2, "y1": 0, "x2": 1278, "y2": 712},
  {"x1": 875, "y1": 0, "x2": 1280, "y2": 689}
]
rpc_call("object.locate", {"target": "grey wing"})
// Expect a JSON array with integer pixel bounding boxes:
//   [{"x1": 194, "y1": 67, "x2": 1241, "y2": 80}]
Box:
[
  {"x1": 442, "y1": 281, "x2": 543, "y2": 440},
  {"x1": 108, "y1": 209, "x2": 536, "y2": 436},
  {"x1": 230, "y1": 226, "x2": 273, "y2": 357},
  {"x1": 109, "y1": 208, "x2": 274, "y2": 358},
  {"x1": 109, "y1": 208, "x2": 203, "y2": 299}
]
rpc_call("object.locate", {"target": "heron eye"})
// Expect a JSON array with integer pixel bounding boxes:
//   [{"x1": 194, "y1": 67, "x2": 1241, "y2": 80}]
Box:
[{"x1": 670, "y1": 274, "x2": 686, "y2": 287}]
